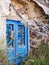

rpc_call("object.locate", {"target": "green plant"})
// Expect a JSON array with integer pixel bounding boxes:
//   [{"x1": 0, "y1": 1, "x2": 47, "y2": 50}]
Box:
[{"x1": 21, "y1": 40, "x2": 49, "y2": 65}]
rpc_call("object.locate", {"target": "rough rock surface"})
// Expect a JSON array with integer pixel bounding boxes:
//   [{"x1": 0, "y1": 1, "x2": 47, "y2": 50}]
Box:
[{"x1": 12, "y1": 0, "x2": 49, "y2": 22}]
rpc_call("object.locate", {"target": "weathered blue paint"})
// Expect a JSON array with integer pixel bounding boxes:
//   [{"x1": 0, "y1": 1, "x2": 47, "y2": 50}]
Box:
[{"x1": 6, "y1": 19, "x2": 28, "y2": 65}]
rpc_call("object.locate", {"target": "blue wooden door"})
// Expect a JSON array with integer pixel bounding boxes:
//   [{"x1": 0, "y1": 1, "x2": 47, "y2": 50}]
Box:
[
  {"x1": 6, "y1": 19, "x2": 28, "y2": 65},
  {"x1": 6, "y1": 20, "x2": 15, "y2": 64},
  {"x1": 15, "y1": 22, "x2": 28, "y2": 64}
]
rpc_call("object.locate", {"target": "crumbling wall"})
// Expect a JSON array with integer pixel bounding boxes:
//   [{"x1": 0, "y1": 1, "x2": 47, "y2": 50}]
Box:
[
  {"x1": 12, "y1": 0, "x2": 48, "y2": 22},
  {"x1": 0, "y1": 0, "x2": 49, "y2": 49}
]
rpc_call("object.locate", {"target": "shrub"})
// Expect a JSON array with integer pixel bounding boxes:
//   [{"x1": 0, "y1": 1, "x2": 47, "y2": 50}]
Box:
[{"x1": 21, "y1": 40, "x2": 49, "y2": 65}]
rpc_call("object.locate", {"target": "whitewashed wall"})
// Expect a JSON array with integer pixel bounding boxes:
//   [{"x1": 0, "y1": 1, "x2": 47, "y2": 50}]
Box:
[
  {"x1": 0, "y1": 0, "x2": 11, "y2": 49},
  {"x1": 0, "y1": 17, "x2": 6, "y2": 49}
]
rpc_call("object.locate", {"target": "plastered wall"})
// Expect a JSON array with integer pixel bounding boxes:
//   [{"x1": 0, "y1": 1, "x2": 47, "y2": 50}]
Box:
[{"x1": 0, "y1": 17, "x2": 6, "y2": 49}]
